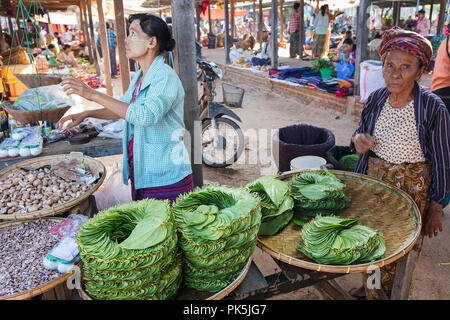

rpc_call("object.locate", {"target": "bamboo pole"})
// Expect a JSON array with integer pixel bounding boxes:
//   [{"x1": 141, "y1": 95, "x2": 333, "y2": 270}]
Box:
[
  {"x1": 271, "y1": 0, "x2": 278, "y2": 69},
  {"x1": 79, "y1": 0, "x2": 93, "y2": 63},
  {"x1": 429, "y1": 0, "x2": 435, "y2": 22},
  {"x1": 299, "y1": 0, "x2": 304, "y2": 59},
  {"x1": 171, "y1": 0, "x2": 203, "y2": 188},
  {"x1": 96, "y1": 0, "x2": 113, "y2": 96},
  {"x1": 208, "y1": 4, "x2": 212, "y2": 33},
  {"x1": 258, "y1": 0, "x2": 263, "y2": 48},
  {"x1": 81, "y1": 0, "x2": 94, "y2": 64},
  {"x1": 253, "y1": 1, "x2": 256, "y2": 37},
  {"x1": 354, "y1": 0, "x2": 369, "y2": 96},
  {"x1": 231, "y1": 0, "x2": 235, "y2": 40},
  {"x1": 87, "y1": 0, "x2": 101, "y2": 76},
  {"x1": 113, "y1": 0, "x2": 130, "y2": 94},
  {"x1": 279, "y1": 0, "x2": 284, "y2": 42},
  {"x1": 195, "y1": 2, "x2": 201, "y2": 41},
  {"x1": 224, "y1": 0, "x2": 231, "y2": 64},
  {"x1": 437, "y1": 0, "x2": 447, "y2": 35}
]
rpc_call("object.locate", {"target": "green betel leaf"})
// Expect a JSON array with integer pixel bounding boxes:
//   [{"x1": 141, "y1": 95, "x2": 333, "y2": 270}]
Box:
[
  {"x1": 119, "y1": 217, "x2": 168, "y2": 250},
  {"x1": 246, "y1": 175, "x2": 289, "y2": 207},
  {"x1": 258, "y1": 210, "x2": 294, "y2": 236}
]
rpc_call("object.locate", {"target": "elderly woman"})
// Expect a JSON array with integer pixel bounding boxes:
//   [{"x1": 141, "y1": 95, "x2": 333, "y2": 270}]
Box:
[{"x1": 350, "y1": 27, "x2": 450, "y2": 300}]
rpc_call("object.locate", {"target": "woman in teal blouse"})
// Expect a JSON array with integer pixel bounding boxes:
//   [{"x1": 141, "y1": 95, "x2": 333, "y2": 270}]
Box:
[{"x1": 57, "y1": 14, "x2": 193, "y2": 202}]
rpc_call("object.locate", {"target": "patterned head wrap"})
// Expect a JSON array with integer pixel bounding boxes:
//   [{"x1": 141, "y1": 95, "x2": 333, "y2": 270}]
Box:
[{"x1": 379, "y1": 27, "x2": 433, "y2": 67}]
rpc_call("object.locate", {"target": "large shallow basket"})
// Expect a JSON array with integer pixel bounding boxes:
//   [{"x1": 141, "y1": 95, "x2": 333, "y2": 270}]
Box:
[
  {"x1": 257, "y1": 169, "x2": 422, "y2": 273},
  {"x1": 2, "y1": 101, "x2": 70, "y2": 126},
  {"x1": 0, "y1": 217, "x2": 78, "y2": 300},
  {"x1": 0, "y1": 153, "x2": 106, "y2": 221},
  {"x1": 14, "y1": 73, "x2": 63, "y2": 89},
  {"x1": 77, "y1": 257, "x2": 253, "y2": 301}
]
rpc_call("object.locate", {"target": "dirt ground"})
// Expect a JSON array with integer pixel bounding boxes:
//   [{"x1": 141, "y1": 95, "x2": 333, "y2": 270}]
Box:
[{"x1": 93, "y1": 49, "x2": 448, "y2": 300}]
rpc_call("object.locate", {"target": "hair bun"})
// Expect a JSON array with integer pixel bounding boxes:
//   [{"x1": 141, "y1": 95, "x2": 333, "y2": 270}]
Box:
[{"x1": 166, "y1": 38, "x2": 176, "y2": 52}]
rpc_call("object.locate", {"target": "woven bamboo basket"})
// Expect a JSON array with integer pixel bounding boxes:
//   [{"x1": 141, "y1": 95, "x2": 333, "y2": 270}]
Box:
[
  {"x1": 14, "y1": 74, "x2": 63, "y2": 89},
  {"x1": 0, "y1": 217, "x2": 78, "y2": 300},
  {"x1": 2, "y1": 101, "x2": 70, "y2": 125},
  {"x1": 257, "y1": 169, "x2": 422, "y2": 274},
  {"x1": 77, "y1": 257, "x2": 253, "y2": 301},
  {"x1": 0, "y1": 154, "x2": 106, "y2": 221}
]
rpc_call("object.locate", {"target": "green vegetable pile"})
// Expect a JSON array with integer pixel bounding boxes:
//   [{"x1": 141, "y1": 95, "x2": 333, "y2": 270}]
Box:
[
  {"x1": 289, "y1": 170, "x2": 351, "y2": 217},
  {"x1": 246, "y1": 175, "x2": 294, "y2": 236},
  {"x1": 312, "y1": 58, "x2": 335, "y2": 71},
  {"x1": 339, "y1": 154, "x2": 360, "y2": 169},
  {"x1": 298, "y1": 215, "x2": 386, "y2": 265},
  {"x1": 172, "y1": 185, "x2": 261, "y2": 292},
  {"x1": 77, "y1": 199, "x2": 182, "y2": 300}
]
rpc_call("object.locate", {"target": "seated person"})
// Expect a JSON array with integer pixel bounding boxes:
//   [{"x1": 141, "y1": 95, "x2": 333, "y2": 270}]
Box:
[
  {"x1": 337, "y1": 30, "x2": 352, "y2": 52},
  {"x1": 78, "y1": 43, "x2": 89, "y2": 58},
  {"x1": 368, "y1": 32, "x2": 382, "y2": 55},
  {"x1": 57, "y1": 44, "x2": 77, "y2": 67},
  {"x1": 41, "y1": 44, "x2": 57, "y2": 59},
  {"x1": 334, "y1": 38, "x2": 355, "y2": 65}
]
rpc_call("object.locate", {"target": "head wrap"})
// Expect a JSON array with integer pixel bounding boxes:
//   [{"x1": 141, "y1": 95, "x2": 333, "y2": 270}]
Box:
[{"x1": 379, "y1": 27, "x2": 433, "y2": 67}]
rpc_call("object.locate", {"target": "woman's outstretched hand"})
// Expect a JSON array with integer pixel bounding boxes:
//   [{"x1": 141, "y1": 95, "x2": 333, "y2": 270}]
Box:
[
  {"x1": 60, "y1": 76, "x2": 96, "y2": 101},
  {"x1": 351, "y1": 133, "x2": 376, "y2": 154},
  {"x1": 56, "y1": 112, "x2": 88, "y2": 130}
]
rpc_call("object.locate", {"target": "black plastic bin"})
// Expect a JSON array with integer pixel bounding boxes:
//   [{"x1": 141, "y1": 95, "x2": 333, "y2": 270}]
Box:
[
  {"x1": 272, "y1": 124, "x2": 336, "y2": 173},
  {"x1": 326, "y1": 145, "x2": 357, "y2": 172}
]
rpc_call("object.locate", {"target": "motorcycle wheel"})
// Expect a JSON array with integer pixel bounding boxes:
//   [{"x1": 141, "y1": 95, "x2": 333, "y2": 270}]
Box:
[{"x1": 201, "y1": 117, "x2": 244, "y2": 168}]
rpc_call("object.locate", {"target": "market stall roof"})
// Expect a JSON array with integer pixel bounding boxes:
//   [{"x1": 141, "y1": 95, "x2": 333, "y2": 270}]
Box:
[
  {"x1": 202, "y1": 8, "x2": 250, "y2": 19},
  {"x1": 372, "y1": 0, "x2": 446, "y2": 7}
]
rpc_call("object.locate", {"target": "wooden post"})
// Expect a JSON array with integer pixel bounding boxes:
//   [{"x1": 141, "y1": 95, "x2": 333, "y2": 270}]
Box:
[
  {"x1": 354, "y1": 0, "x2": 369, "y2": 96},
  {"x1": 231, "y1": 0, "x2": 235, "y2": 40},
  {"x1": 271, "y1": 0, "x2": 278, "y2": 69},
  {"x1": 224, "y1": 0, "x2": 231, "y2": 64},
  {"x1": 87, "y1": 0, "x2": 101, "y2": 76},
  {"x1": 279, "y1": 0, "x2": 284, "y2": 42},
  {"x1": 299, "y1": 0, "x2": 304, "y2": 59},
  {"x1": 208, "y1": 4, "x2": 212, "y2": 33},
  {"x1": 113, "y1": 0, "x2": 131, "y2": 94},
  {"x1": 429, "y1": 0, "x2": 435, "y2": 22},
  {"x1": 393, "y1": 1, "x2": 400, "y2": 26},
  {"x1": 259, "y1": 0, "x2": 263, "y2": 48},
  {"x1": 253, "y1": 1, "x2": 257, "y2": 37},
  {"x1": 82, "y1": 1, "x2": 95, "y2": 64},
  {"x1": 80, "y1": 0, "x2": 93, "y2": 63},
  {"x1": 171, "y1": 0, "x2": 203, "y2": 188},
  {"x1": 195, "y1": 1, "x2": 201, "y2": 41},
  {"x1": 96, "y1": 0, "x2": 113, "y2": 96},
  {"x1": 437, "y1": 0, "x2": 447, "y2": 35}
]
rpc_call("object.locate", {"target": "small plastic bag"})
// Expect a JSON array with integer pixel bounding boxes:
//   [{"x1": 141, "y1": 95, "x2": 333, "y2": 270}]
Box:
[
  {"x1": 12, "y1": 84, "x2": 75, "y2": 111},
  {"x1": 94, "y1": 162, "x2": 132, "y2": 211}
]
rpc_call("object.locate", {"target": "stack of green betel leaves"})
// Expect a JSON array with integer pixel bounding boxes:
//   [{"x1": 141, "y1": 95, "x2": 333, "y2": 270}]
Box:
[
  {"x1": 298, "y1": 216, "x2": 386, "y2": 265},
  {"x1": 246, "y1": 175, "x2": 294, "y2": 236},
  {"x1": 172, "y1": 185, "x2": 261, "y2": 292},
  {"x1": 289, "y1": 170, "x2": 351, "y2": 217},
  {"x1": 77, "y1": 199, "x2": 182, "y2": 300}
]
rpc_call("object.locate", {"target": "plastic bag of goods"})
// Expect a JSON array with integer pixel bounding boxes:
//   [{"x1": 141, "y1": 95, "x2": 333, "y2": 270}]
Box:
[
  {"x1": 94, "y1": 162, "x2": 132, "y2": 211},
  {"x1": 359, "y1": 60, "x2": 385, "y2": 102},
  {"x1": 0, "y1": 138, "x2": 19, "y2": 158},
  {"x1": 11, "y1": 84, "x2": 75, "y2": 111}
]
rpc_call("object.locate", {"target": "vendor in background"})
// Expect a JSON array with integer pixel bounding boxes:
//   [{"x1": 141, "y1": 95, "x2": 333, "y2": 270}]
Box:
[
  {"x1": 414, "y1": 9, "x2": 430, "y2": 36},
  {"x1": 350, "y1": 27, "x2": 450, "y2": 300},
  {"x1": 333, "y1": 38, "x2": 355, "y2": 65},
  {"x1": 53, "y1": 32, "x2": 63, "y2": 47},
  {"x1": 57, "y1": 44, "x2": 77, "y2": 67},
  {"x1": 431, "y1": 23, "x2": 450, "y2": 114},
  {"x1": 288, "y1": 2, "x2": 301, "y2": 58},
  {"x1": 312, "y1": 0, "x2": 337, "y2": 58},
  {"x1": 77, "y1": 43, "x2": 89, "y2": 59},
  {"x1": 56, "y1": 14, "x2": 193, "y2": 203},
  {"x1": 336, "y1": 30, "x2": 352, "y2": 52},
  {"x1": 41, "y1": 44, "x2": 57, "y2": 60}
]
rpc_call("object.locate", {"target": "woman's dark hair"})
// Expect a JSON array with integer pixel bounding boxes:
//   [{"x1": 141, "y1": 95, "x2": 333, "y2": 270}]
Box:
[
  {"x1": 293, "y1": 2, "x2": 300, "y2": 10},
  {"x1": 129, "y1": 13, "x2": 175, "y2": 53},
  {"x1": 320, "y1": 5, "x2": 328, "y2": 16},
  {"x1": 79, "y1": 43, "x2": 86, "y2": 48},
  {"x1": 343, "y1": 38, "x2": 353, "y2": 46},
  {"x1": 47, "y1": 44, "x2": 55, "y2": 50},
  {"x1": 63, "y1": 44, "x2": 71, "y2": 51},
  {"x1": 418, "y1": 9, "x2": 425, "y2": 14}
]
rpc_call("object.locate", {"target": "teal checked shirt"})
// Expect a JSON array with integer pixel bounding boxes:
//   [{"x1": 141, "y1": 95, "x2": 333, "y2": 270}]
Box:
[{"x1": 120, "y1": 55, "x2": 192, "y2": 189}]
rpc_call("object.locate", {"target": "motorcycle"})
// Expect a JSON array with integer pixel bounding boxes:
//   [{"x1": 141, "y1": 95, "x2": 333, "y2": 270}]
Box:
[{"x1": 196, "y1": 57, "x2": 245, "y2": 168}]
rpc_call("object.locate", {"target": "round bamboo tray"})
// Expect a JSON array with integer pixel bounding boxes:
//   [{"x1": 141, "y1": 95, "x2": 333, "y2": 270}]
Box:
[
  {"x1": 257, "y1": 169, "x2": 422, "y2": 274},
  {"x1": 77, "y1": 257, "x2": 253, "y2": 300},
  {"x1": 14, "y1": 74, "x2": 63, "y2": 89},
  {"x1": 0, "y1": 217, "x2": 78, "y2": 300},
  {"x1": 3, "y1": 102, "x2": 70, "y2": 125},
  {"x1": 0, "y1": 154, "x2": 106, "y2": 221}
]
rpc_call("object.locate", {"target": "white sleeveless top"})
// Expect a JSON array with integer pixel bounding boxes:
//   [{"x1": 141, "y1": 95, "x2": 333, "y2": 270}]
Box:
[{"x1": 371, "y1": 99, "x2": 426, "y2": 164}]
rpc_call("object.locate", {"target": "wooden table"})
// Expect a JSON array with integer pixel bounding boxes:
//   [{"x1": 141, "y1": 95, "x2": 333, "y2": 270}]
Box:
[{"x1": 0, "y1": 136, "x2": 122, "y2": 170}]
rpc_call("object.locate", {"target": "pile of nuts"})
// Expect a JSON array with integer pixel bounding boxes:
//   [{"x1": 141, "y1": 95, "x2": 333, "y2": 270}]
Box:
[
  {"x1": 0, "y1": 220, "x2": 60, "y2": 297},
  {"x1": 0, "y1": 167, "x2": 92, "y2": 215}
]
